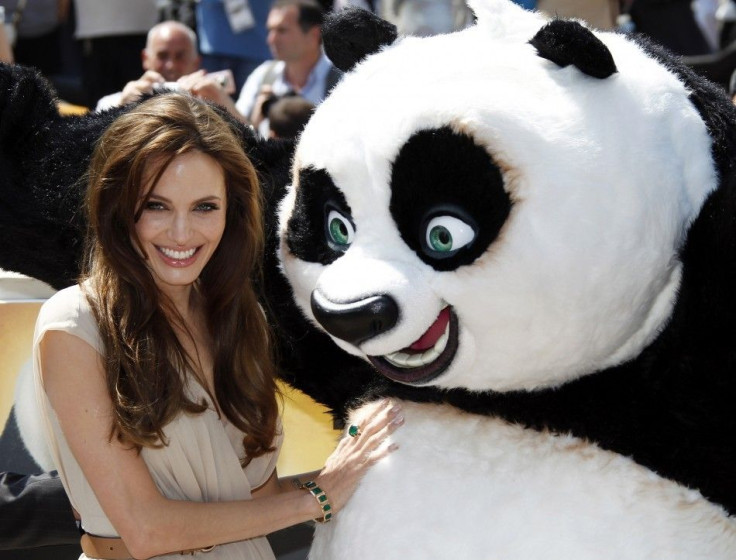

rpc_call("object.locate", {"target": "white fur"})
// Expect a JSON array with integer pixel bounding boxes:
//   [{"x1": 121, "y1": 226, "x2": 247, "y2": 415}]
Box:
[
  {"x1": 310, "y1": 402, "x2": 736, "y2": 560},
  {"x1": 13, "y1": 360, "x2": 53, "y2": 469}
]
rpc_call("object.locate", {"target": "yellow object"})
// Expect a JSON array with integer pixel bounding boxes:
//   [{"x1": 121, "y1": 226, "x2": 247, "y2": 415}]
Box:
[
  {"x1": 277, "y1": 382, "x2": 340, "y2": 476},
  {"x1": 57, "y1": 100, "x2": 90, "y2": 116},
  {"x1": 0, "y1": 301, "x2": 42, "y2": 434}
]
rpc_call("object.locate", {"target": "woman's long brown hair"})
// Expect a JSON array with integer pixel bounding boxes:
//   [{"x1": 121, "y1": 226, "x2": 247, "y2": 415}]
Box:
[{"x1": 82, "y1": 93, "x2": 279, "y2": 463}]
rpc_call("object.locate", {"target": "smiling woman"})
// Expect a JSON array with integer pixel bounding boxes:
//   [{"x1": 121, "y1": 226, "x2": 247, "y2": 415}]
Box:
[
  {"x1": 134, "y1": 151, "x2": 227, "y2": 304},
  {"x1": 31, "y1": 93, "x2": 402, "y2": 560}
]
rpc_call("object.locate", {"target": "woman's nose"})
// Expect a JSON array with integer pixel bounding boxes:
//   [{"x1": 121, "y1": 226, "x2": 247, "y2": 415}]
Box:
[{"x1": 169, "y1": 213, "x2": 191, "y2": 244}]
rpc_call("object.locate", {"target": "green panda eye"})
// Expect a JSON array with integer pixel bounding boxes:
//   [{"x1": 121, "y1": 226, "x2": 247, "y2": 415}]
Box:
[
  {"x1": 425, "y1": 215, "x2": 475, "y2": 255},
  {"x1": 428, "y1": 225, "x2": 453, "y2": 252},
  {"x1": 327, "y1": 209, "x2": 354, "y2": 249}
]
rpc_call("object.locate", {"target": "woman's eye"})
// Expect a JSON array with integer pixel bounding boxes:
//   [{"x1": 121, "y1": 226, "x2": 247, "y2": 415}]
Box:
[
  {"x1": 144, "y1": 201, "x2": 166, "y2": 211},
  {"x1": 195, "y1": 202, "x2": 219, "y2": 212},
  {"x1": 425, "y1": 215, "x2": 475, "y2": 256},
  {"x1": 326, "y1": 210, "x2": 354, "y2": 250}
]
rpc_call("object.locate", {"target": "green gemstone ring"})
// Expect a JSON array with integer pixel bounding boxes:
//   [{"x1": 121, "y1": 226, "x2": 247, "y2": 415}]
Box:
[{"x1": 348, "y1": 424, "x2": 361, "y2": 438}]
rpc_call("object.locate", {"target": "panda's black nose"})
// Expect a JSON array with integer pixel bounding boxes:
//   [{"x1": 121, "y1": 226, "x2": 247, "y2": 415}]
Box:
[{"x1": 310, "y1": 290, "x2": 399, "y2": 347}]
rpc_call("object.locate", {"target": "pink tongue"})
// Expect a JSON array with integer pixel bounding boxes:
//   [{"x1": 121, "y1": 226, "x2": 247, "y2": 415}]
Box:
[{"x1": 409, "y1": 308, "x2": 450, "y2": 351}]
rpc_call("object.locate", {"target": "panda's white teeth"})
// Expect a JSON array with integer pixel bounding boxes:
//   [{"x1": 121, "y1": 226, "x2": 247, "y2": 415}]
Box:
[
  {"x1": 384, "y1": 325, "x2": 450, "y2": 369},
  {"x1": 159, "y1": 247, "x2": 196, "y2": 260}
]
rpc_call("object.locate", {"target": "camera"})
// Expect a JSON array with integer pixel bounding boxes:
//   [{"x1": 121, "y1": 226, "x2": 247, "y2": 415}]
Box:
[{"x1": 152, "y1": 81, "x2": 182, "y2": 93}]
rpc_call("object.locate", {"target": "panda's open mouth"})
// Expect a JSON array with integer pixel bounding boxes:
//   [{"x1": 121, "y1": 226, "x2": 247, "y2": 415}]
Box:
[{"x1": 368, "y1": 306, "x2": 458, "y2": 384}]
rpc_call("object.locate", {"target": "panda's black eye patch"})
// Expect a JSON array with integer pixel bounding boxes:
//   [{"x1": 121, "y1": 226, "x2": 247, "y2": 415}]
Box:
[
  {"x1": 390, "y1": 127, "x2": 511, "y2": 271},
  {"x1": 286, "y1": 166, "x2": 353, "y2": 264}
]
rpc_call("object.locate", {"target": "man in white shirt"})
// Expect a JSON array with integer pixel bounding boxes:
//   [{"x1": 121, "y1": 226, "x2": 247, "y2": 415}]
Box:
[{"x1": 234, "y1": 0, "x2": 341, "y2": 135}]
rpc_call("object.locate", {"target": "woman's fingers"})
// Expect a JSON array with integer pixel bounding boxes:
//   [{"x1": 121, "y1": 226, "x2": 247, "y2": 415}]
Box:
[
  {"x1": 344, "y1": 399, "x2": 403, "y2": 460},
  {"x1": 349, "y1": 399, "x2": 402, "y2": 439},
  {"x1": 344, "y1": 403, "x2": 389, "y2": 442}
]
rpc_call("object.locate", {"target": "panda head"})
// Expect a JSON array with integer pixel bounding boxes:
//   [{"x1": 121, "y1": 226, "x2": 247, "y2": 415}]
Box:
[{"x1": 278, "y1": 0, "x2": 719, "y2": 393}]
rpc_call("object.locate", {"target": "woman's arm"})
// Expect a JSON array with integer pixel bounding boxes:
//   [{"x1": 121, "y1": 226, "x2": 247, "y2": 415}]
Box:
[{"x1": 40, "y1": 330, "x2": 401, "y2": 559}]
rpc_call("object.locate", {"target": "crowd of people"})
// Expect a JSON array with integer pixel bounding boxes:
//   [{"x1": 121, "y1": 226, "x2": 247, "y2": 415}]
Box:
[
  {"x1": 2, "y1": 0, "x2": 736, "y2": 558},
  {"x1": 89, "y1": 1, "x2": 338, "y2": 139},
  {"x1": 0, "y1": 0, "x2": 343, "y2": 139},
  {"x1": 3, "y1": 0, "x2": 736, "y2": 133}
]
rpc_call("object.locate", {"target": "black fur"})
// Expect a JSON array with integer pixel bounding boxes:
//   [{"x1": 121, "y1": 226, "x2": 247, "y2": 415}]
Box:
[
  {"x1": 322, "y1": 7, "x2": 398, "y2": 73},
  {"x1": 530, "y1": 19, "x2": 617, "y2": 79},
  {"x1": 389, "y1": 127, "x2": 512, "y2": 271},
  {"x1": 0, "y1": 64, "x2": 121, "y2": 289},
  {"x1": 286, "y1": 166, "x2": 354, "y2": 265}
]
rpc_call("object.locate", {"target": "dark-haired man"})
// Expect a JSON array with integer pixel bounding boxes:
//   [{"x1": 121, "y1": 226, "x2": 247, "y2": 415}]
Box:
[{"x1": 235, "y1": 0, "x2": 341, "y2": 134}]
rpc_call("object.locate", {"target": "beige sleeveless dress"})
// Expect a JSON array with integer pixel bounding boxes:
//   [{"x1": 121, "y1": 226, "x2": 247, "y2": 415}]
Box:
[{"x1": 33, "y1": 284, "x2": 283, "y2": 559}]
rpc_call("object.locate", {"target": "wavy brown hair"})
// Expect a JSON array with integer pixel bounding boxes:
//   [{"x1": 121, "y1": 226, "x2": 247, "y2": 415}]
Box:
[{"x1": 82, "y1": 93, "x2": 279, "y2": 463}]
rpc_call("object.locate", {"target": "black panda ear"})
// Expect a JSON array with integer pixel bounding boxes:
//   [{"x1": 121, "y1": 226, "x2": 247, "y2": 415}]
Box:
[
  {"x1": 323, "y1": 7, "x2": 398, "y2": 73},
  {"x1": 529, "y1": 19, "x2": 617, "y2": 79}
]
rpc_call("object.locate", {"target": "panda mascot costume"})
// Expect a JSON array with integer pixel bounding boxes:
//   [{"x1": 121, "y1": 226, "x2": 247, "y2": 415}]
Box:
[
  {"x1": 0, "y1": 0, "x2": 734, "y2": 558},
  {"x1": 276, "y1": 1, "x2": 736, "y2": 558}
]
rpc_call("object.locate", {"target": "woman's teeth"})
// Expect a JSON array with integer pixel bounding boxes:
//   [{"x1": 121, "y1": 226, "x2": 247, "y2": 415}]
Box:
[{"x1": 159, "y1": 247, "x2": 196, "y2": 260}]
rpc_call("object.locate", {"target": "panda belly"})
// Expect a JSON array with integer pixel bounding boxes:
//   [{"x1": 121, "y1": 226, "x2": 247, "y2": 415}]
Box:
[{"x1": 310, "y1": 401, "x2": 736, "y2": 560}]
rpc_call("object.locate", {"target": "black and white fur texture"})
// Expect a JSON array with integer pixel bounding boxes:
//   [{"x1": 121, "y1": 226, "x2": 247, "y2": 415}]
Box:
[{"x1": 278, "y1": 1, "x2": 736, "y2": 557}]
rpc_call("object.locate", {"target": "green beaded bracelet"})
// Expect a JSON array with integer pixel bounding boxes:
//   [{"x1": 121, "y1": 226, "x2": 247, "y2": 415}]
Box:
[{"x1": 301, "y1": 480, "x2": 333, "y2": 523}]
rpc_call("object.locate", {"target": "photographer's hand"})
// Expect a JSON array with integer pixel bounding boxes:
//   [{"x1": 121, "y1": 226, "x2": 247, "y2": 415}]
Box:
[
  {"x1": 177, "y1": 70, "x2": 251, "y2": 125},
  {"x1": 178, "y1": 70, "x2": 226, "y2": 104},
  {"x1": 119, "y1": 71, "x2": 166, "y2": 105}
]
